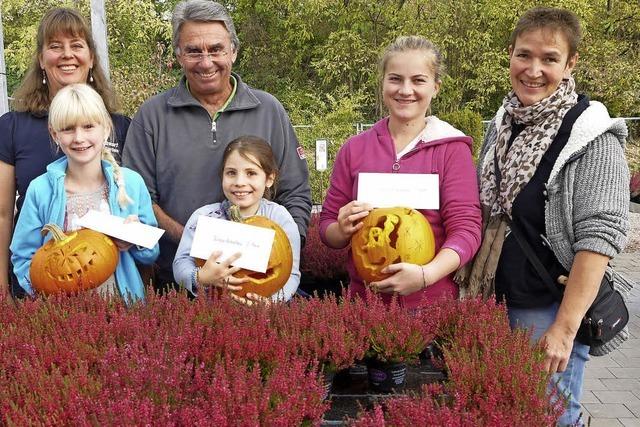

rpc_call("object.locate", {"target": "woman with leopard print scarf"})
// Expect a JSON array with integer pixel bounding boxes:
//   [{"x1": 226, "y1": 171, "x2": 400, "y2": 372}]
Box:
[{"x1": 456, "y1": 7, "x2": 630, "y2": 426}]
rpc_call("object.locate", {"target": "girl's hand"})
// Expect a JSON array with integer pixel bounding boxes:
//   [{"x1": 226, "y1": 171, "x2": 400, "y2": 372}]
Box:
[
  {"x1": 230, "y1": 292, "x2": 271, "y2": 307},
  {"x1": 198, "y1": 251, "x2": 245, "y2": 291},
  {"x1": 370, "y1": 263, "x2": 430, "y2": 296},
  {"x1": 336, "y1": 201, "x2": 372, "y2": 240},
  {"x1": 113, "y1": 215, "x2": 139, "y2": 251}
]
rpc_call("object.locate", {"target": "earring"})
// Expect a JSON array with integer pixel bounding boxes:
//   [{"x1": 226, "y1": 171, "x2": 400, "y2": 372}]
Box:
[
  {"x1": 41, "y1": 69, "x2": 47, "y2": 85},
  {"x1": 89, "y1": 68, "x2": 94, "y2": 83}
]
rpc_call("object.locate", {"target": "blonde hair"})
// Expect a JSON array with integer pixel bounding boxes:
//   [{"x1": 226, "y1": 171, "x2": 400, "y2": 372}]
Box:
[
  {"x1": 379, "y1": 35, "x2": 445, "y2": 83},
  {"x1": 49, "y1": 84, "x2": 132, "y2": 208},
  {"x1": 12, "y1": 8, "x2": 117, "y2": 114}
]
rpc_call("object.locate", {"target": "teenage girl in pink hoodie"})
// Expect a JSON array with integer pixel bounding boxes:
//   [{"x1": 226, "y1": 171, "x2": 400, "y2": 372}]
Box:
[{"x1": 319, "y1": 36, "x2": 482, "y2": 309}]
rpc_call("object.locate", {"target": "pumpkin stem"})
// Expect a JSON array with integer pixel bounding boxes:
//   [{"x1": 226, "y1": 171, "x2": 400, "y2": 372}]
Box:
[
  {"x1": 228, "y1": 204, "x2": 244, "y2": 223},
  {"x1": 41, "y1": 223, "x2": 69, "y2": 242}
]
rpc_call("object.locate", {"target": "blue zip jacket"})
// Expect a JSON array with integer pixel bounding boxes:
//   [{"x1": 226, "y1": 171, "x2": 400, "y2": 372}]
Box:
[{"x1": 10, "y1": 157, "x2": 159, "y2": 303}]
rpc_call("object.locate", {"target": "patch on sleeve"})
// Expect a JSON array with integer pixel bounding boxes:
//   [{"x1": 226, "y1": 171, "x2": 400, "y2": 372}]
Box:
[{"x1": 296, "y1": 146, "x2": 306, "y2": 159}]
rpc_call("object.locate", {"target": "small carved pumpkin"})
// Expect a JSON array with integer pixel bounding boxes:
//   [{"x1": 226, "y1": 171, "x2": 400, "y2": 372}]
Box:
[
  {"x1": 196, "y1": 205, "x2": 293, "y2": 298},
  {"x1": 30, "y1": 224, "x2": 119, "y2": 294},
  {"x1": 233, "y1": 215, "x2": 293, "y2": 298},
  {"x1": 351, "y1": 207, "x2": 435, "y2": 283}
]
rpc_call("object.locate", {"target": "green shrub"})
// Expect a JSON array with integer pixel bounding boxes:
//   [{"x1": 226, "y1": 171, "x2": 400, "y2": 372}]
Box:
[
  {"x1": 296, "y1": 93, "x2": 365, "y2": 204},
  {"x1": 439, "y1": 109, "x2": 485, "y2": 163}
]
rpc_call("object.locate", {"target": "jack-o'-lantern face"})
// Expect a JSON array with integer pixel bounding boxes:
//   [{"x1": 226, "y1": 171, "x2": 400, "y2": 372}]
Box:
[
  {"x1": 30, "y1": 224, "x2": 118, "y2": 294},
  {"x1": 351, "y1": 207, "x2": 435, "y2": 283}
]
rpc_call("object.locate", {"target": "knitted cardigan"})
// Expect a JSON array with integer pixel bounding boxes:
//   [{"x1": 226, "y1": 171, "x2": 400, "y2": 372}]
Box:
[{"x1": 479, "y1": 101, "x2": 633, "y2": 356}]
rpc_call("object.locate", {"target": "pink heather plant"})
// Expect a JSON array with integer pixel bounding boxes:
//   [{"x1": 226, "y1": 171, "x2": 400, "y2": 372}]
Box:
[
  {"x1": 631, "y1": 170, "x2": 640, "y2": 198},
  {"x1": 0, "y1": 284, "x2": 563, "y2": 425},
  {"x1": 351, "y1": 299, "x2": 565, "y2": 426},
  {"x1": 300, "y1": 213, "x2": 349, "y2": 280},
  {"x1": 0, "y1": 292, "x2": 326, "y2": 425},
  {"x1": 351, "y1": 384, "x2": 484, "y2": 427},
  {"x1": 359, "y1": 290, "x2": 431, "y2": 364},
  {"x1": 270, "y1": 293, "x2": 370, "y2": 373}
]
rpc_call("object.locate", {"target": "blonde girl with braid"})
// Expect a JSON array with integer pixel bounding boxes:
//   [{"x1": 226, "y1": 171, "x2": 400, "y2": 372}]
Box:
[{"x1": 10, "y1": 84, "x2": 159, "y2": 303}]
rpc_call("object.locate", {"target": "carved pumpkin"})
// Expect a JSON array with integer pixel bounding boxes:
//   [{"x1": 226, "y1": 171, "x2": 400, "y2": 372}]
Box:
[
  {"x1": 196, "y1": 205, "x2": 293, "y2": 298},
  {"x1": 351, "y1": 207, "x2": 435, "y2": 283},
  {"x1": 30, "y1": 224, "x2": 119, "y2": 294}
]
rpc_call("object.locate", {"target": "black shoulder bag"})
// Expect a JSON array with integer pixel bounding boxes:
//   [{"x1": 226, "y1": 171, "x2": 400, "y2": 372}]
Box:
[
  {"x1": 493, "y1": 151, "x2": 629, "y2": 355},
  {"x1": 507, "y1": 220, "x2": 629, "y2": 354}
]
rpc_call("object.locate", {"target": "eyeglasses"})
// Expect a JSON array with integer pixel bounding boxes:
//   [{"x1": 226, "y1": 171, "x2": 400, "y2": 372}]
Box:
[{"x1": 180, "y1": 49, "x2": 229, "y2": 62}]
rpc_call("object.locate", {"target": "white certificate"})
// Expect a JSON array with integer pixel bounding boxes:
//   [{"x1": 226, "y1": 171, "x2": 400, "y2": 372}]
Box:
[
  {"x1": 189, "y1": 215, "x2": 275, "y2": 273},
  {"x1": 357, "y1": 172, "x2": 439, "y2": 209},
  {"x1": 77, "y1": 210, "x2": 165, "y2": 249}
]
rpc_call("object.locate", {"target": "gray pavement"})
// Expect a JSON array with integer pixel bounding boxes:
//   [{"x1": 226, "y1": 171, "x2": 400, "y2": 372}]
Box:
[{"x1": 581, "y1": 252, "x2": 640, "y2": 426}]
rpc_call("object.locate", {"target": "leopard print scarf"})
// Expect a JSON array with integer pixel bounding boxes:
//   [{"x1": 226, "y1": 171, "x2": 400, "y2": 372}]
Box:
[
  {"x1": 480, "y1": 77, "x2": 577, "y2": 218},
  {"x1": 456, "y1": 77, "x2": 577, "y2": 299}
]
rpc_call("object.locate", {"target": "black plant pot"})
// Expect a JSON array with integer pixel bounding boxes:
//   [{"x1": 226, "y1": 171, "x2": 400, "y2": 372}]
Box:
[
  {"x1": 322, "y1": 369, "x2": 336, "y2": 400},
  {"x1": 348, "y1": 361, "x2": 368, "y2": 382},
  {"x1": 420, "y1": 342, "x2": 447, "y2": 375},
  {"x1": 366, "y1": 359, "x2": 407, "y2": 393}
]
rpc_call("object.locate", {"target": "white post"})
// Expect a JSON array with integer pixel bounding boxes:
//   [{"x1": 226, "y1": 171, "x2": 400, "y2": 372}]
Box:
[
  {"x1": 90, "y1": 0, "x2": 110, "y2": 82},
  {"x1": 0, "y1": 9, "x2": 10, "y2": 115}
]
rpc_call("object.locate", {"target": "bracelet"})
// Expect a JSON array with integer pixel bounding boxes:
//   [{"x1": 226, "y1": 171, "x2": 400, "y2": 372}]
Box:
[
  {"x1": 192, "y1": 267, "x2": 201, "y2": 290},
  {"x1": 420, "y1": 266, "x2": 427, "y2": 290}
]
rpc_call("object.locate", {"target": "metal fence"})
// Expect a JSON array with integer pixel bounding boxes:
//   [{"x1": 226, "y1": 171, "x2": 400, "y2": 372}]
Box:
[{"x1": 296, "y1": 117, "x2": 640, "y2": 132}]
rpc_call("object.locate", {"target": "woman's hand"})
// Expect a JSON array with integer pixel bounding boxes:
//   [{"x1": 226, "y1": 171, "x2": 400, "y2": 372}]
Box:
[
  {"x1": 113, "y1": 215, "x2": 139, "y2": 251},
  {"x1": 540, "y1": 252, "x2": 609, "y2": 373},
  {"x1": 198, "y1": 251, "x2": 245, "y2": 292},
  {"x1": 370, "y1": 249, "x2": 461, "y2": 296},
  {"x1": 370, "y1": 263, "x2": 430, "y2": 296},
  {"x1": 539, "y1": 323, "x2": 575, "y2": 373},
  {"x1": 230, "y1": 292, "x2": 271, "y2": 307}
]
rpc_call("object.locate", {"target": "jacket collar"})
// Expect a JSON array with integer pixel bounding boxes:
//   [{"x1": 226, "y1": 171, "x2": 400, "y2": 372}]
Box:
[
  {"x1": 46, "y1": 156, "x2": 115, "y2": 184},
  {"x1": 373, "y1": 116, "x2": 473, "y2": 153},
  {"x1": 488, "y1": 101, "x2": 627, "y2": 184},
  {"x1": 167, "y1": 72, "x2": 261, "y2": 112},
  {"x1": 548, "y1": 101, "x2": 627, "y2": 184}
]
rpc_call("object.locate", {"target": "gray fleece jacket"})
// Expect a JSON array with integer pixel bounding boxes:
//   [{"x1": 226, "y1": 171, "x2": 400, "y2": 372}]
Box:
[{"x1": 123, "y1": 73, "x2": 311, "y2": 276}]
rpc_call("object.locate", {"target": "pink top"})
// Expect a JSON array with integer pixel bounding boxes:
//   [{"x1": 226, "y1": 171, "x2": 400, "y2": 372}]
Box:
[{"x1": 319, "y1": 117, "x2": 482, "y2": 309}]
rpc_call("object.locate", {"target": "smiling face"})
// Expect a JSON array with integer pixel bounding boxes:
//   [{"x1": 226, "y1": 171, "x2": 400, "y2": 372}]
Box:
[
  {"x1": 177, "y1": 21, "x2": 237, "y2": 102},
  {"x1": 39, "y1": 33, "x2": 94, "y2": 97},
  {"x1": 222, "y1": 150, "x2": 275, "y2": 217},
  {"x1": 382, "y1": 50, "x2": 440, "y2": 126},
  {"x1": 509, "y1": 28, "x2": 577, "y2": 106},
  {"x1": 51, "y1": 122, "x2": 107, "y2": 169}
]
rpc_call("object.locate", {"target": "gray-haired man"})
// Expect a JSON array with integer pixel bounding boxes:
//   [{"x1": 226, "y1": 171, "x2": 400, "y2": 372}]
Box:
[{"x1": 123, "y1": 0, "x2": 311, "y2": 292}]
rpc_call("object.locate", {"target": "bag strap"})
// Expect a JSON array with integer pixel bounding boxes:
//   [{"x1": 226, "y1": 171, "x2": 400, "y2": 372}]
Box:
[
  {"x1": 507, "y1": 219, "x2": 564, "y2": 301},
  {"x1": 493, "y1": 147, "x2": 564, "y2": 301}
]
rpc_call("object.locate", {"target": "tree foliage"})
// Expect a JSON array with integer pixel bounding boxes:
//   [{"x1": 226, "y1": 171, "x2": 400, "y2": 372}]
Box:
[{"x1": 2, "y1": 0, "x2": 638, "y2": 131}]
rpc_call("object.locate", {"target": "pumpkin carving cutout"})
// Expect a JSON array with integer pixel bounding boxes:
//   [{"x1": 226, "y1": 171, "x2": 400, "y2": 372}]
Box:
[
  {"x1": 351, "y1": 207, "x2": 435, "y2": 283},
  {"x1": 30, "y1": 224, "x2": 119, "y2": 294},
  {"x1": 196, "y1": 205, "x2": 293, "y2": 298}
]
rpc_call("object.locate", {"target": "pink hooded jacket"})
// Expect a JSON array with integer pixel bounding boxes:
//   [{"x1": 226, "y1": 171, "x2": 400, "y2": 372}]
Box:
[{"x1": 319, "y1": 116, "x2": 482, "y2": 309}]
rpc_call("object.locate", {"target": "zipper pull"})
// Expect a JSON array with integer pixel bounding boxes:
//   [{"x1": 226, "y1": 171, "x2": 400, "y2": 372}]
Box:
[
  {"x1": 211, "y1": 120, "x2": 217, "y2": 145},
  {"x1": 596, "y1": 319, "x2": 603, "y2": 338},
  {"x1": 392, "y1": 162, "x2": 400, "y2": 172}
]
